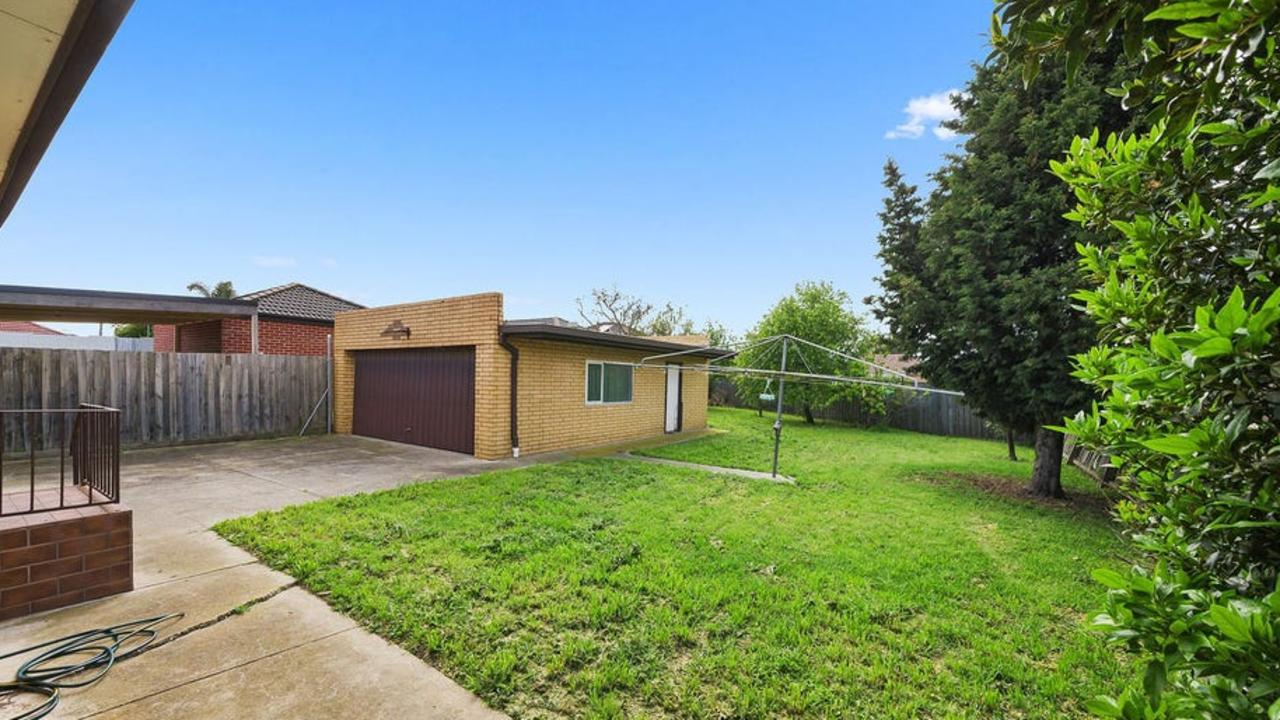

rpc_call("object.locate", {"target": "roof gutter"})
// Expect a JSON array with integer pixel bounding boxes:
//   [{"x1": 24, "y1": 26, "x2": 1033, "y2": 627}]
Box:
[
  {"x1": 499, "y1": 337, "x2": 520, "y2": 458},
  {"x1": 500, "y1": 322, "x2": 728, "y2": 359}
]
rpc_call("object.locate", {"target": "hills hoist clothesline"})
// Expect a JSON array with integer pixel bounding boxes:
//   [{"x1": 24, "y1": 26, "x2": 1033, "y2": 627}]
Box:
[{"x1": 626, "y1": 334, "x2": 965, "y2": 478}]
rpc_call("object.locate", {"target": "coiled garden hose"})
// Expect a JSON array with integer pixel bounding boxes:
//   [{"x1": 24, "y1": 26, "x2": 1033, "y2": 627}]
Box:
[{"x1": 0, "y1": 612, "x2": 184, "y2": 720}]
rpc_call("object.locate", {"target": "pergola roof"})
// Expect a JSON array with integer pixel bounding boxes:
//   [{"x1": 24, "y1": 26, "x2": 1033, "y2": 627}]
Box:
[
  {"x1": 0, "y1": 285, "x2": 257, "y2": 324},
  {"x1": 0, "y1": 0, "x2": 134, "y2": 228}
]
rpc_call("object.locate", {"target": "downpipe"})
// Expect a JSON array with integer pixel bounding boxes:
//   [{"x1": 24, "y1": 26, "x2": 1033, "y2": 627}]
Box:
[{"x1": 499, "y1": 337, "x2": 520, "y2": 458}]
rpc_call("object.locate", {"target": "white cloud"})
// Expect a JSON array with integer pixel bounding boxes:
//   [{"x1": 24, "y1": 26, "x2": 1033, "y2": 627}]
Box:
[
  {"x1": 252, "y1": 255, "x2": 297, "y2": 268},
  {"x1": 885, "y1": 90, "x2": 963, "y2": 140}
]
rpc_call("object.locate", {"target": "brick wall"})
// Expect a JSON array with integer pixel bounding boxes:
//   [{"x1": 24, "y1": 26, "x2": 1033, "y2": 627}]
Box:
[
  {"x1": 332, "y1": 292, "x2": 711, "y2": 460},
  {"x1": 219, "y1": 319, "x2": 251, "y2": 353},
  {"x1": 0, "y1": 506, "x2": 133, "y2": 620},
  {"x1": 163, "y1": 318, "x2": 334, "y2": 356},
  {"x1": 153, "y1": 324, "x2": 175, "y2": 351},
  {"x1": 219, "y1": 318, "x2": 333, "y2": 356},
  {"x1": 173, "y1": 320, "x2": 223, "y2": 352},
  {"x1": 332, "y1": 293, "x2": 509, "y2": 459},
  {"x1": 512, "y1": 339, "x2": 708, "y2": 455}
]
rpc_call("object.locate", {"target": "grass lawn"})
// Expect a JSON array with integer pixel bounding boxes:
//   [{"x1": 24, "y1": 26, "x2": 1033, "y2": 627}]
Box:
[{"x1": 215, "y1": 407, "x2": 1134, "y2": 719}]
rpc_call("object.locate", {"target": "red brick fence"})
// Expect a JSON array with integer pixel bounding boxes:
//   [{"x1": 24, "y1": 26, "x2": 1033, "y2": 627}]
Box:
[
  {"x1": 0, "y1": 506, "x2": 132, "y2": 620},
  {"x1": 0, "y1": 405, "x2": 131, "y2": 620}
]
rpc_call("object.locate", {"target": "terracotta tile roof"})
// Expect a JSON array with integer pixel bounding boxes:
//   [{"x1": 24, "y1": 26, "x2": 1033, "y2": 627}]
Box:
[
  {"x1": 238, "y1": 283, "x2": 363, "y2": 323},
  {"x1": 0, "y1": 321, "x2": 63, "y2": 335}
]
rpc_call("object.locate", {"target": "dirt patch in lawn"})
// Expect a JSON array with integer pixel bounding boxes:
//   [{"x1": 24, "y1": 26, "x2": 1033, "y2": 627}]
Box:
[{"x1": 925, "y1": 472, "x2": 1116, "y2": 518}]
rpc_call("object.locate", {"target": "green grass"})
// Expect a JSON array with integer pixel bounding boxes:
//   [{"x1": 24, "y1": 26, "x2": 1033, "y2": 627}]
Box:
[{"x1": 215, "y1": 407, "x2": 1134, "y2": 719}]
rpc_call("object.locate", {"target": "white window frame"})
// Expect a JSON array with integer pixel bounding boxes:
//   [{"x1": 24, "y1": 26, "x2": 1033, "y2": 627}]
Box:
[{"x1": 585, "y1": 360, "x2": 633, "y2": 405}]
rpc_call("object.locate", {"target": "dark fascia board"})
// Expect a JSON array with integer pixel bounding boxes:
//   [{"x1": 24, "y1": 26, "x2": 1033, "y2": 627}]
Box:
[
  {"x1": 173, "y1": 313, "x2": 335, "y2": 328},
  {"x1": 0, "y1": 284, "x2": 258, "y2": 324},
  {"x1": 0, "y1": 0, "x2": 135, "y2": 228},
  {"x1": 255, "y1": 314, "x2": 337, "y2": 326},
  {"x1": 501, "y1": 322, "x2": 729, "y2": 359}
]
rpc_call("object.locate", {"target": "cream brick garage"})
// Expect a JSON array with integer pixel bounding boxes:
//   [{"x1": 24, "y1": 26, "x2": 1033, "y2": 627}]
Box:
[
  {"x1": 333, "y1": 293, "x2": 509, "y2": 459},
  {"x1": 333, "y1": 293, "x2": 718, "y2": 460},
  {"x1": 510, "y1": 339, "x2": 708, "y2": 455}
]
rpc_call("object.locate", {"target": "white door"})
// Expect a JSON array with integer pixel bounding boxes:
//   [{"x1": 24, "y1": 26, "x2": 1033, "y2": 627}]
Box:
[{"x1": 664, "y1": 365, "x2": 681, "y2": 432}]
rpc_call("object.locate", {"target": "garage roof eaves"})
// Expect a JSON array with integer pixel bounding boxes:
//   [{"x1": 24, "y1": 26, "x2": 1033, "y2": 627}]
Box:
[{"x1": 500, "y1": 322, "x2": 728, "y2": 359}]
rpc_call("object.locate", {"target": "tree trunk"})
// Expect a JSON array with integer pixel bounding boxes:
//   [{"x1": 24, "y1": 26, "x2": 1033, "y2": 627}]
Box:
[
  {"x1": 1029, "y1": 427, "x2": 1066, "y2": 498},
  {"x1": 803, "y1": 403, "x2": 815, "y2": 424},
  {"x1": 1006, "y1": 428, "x2": 1018, "y2": 461}
]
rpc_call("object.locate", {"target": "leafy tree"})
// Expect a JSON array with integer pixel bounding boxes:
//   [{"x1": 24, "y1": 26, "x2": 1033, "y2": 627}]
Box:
[
  {"x1": 700, "y1": 320, "x2": 734, "y2": 349},
  {"x1": 648, "y1": 303, "x2": 695, "y2": 337},
  {"x1": 737, "y1": 281, "x2": 879, "y2": 423},
  {"x1": 870, "y1": 160, "x2": 1020, "y2": 461},
  {"x1": 869, "y1": 47, "x2": 1134, "y2": 497},
  {"x1": 997, "y1": 1, "x2": 1280, "y2": 716},
  {"x1": 867, "y1": 160, "x2": 927, "y2": 327},
  {"x1": 113, "y1": 323, "x2": 152, "y2": 338},
  {"x1": 187, "y1": 280, "x2": 236, "y2": 299}
]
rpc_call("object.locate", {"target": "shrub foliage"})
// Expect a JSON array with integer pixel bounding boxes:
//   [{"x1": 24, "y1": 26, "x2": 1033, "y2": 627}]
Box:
[{"x1": 996, "y1": 1, "x2": 1280, "y2": 716}]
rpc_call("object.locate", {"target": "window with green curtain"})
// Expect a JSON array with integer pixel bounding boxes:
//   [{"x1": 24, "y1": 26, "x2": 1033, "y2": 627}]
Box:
[
  {"x1": 586, "y1": 362, "x2": 603, "y2": 402},
  {"x1": 586, "y1": 362, "x2": 633, "y2": 404},
  {"x1": 602, "y1": 363, "x2": 632, "y2": 403}
]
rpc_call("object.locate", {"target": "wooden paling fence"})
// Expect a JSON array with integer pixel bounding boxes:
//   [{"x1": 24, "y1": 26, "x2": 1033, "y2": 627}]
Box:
[
  {"x1": 1065, "y1": 437, "x2": 1118, "y2": 484},
  {"x1": 709, "y1": 377, "x2": 1000, "y2": 440},
  {"x1": 0, "y1": 348, "x2": 327, "y2": 453}
]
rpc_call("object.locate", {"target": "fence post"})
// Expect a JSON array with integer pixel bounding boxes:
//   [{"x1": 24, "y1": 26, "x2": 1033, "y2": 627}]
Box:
[{"x1": 326, "y1": 334, "x2": 333, "y2": 434}]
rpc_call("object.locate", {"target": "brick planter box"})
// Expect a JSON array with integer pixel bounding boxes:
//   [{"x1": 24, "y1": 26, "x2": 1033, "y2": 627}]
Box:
[{"x1": 0, "y1": 504, "x2": 132, "y2": 621}]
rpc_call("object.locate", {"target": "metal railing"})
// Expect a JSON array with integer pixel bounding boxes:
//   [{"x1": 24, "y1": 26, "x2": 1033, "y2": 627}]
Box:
[{"x1": 0, "y1": 404, "x2": 121, "y2": 516}]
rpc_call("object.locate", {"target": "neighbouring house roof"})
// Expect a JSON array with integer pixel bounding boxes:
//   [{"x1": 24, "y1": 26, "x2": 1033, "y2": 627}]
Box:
[
  {"x1": 508, "y1": 316, "x2": 578, "y2": 328},
  {"x1": 642, "y1": 334, "x2": 709, "y2": 347},
  {"x1": 503, "y1": 319, "x2": 728, "y2": 359},
  {"x1": 238, "y1": 283, "x2": 364, "y2": 323},
  {"x1": 584, "y1": 322, "x2": 632, "y2": 335},
  {"x1": 0, "y1": 320, "x2": 64, "y2": 335}
]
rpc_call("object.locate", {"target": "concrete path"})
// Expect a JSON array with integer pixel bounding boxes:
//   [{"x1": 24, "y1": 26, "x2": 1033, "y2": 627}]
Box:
[
  {"x1": 0, "y1": 435, "x2": 529, "y2": 719},
  {"x1": 619, "y1": 451, "x2": 796, "y2": 484}
]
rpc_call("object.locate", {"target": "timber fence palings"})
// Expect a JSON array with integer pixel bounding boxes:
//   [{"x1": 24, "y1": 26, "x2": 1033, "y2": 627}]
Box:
[
  {"x1": 709, "y1": 376, "x2": 999, "y2": 441},
  {"x1": 0, "y1": 348, "x2": 326, "y2": 453}
]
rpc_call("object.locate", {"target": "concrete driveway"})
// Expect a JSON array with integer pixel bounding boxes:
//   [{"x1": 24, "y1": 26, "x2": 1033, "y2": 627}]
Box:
[{"x1": 0, "y1": 434, "x2": 534, "y2": 719}]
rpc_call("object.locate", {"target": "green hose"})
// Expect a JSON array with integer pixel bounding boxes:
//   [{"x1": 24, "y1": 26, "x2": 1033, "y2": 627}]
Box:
[{"x1": 0, "y1": 613, "x2": 184, "y2": 720}]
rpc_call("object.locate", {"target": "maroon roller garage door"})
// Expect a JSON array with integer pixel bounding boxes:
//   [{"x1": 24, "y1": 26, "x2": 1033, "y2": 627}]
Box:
[{"x1": 352, "y1": 347, "x2": 475, "y2": 454}]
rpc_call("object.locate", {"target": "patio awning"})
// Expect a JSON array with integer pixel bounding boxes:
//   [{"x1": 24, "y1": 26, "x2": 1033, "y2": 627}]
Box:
[
  {"x1": 0, "y1": 285, "x2": 258, "y2": 324},
  {"x1": 0, "y1": 0, "x2": 134, "y2": 227}
]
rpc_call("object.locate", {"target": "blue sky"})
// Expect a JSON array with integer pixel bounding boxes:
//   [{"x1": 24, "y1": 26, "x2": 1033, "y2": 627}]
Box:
[{"x1": 2, "y1": 1, "x2": 990, "y2": 335}]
